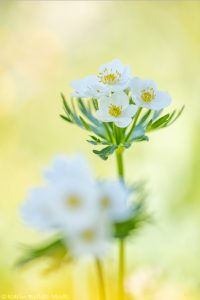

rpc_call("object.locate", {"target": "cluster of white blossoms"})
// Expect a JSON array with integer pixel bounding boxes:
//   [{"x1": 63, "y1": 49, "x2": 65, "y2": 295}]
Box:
[
  {"x1": 71, "y1": 59, "x2": 172, "y2": 128},
  {"x1": 21, "y1": 155, "x2": 133, "y2": 258}
]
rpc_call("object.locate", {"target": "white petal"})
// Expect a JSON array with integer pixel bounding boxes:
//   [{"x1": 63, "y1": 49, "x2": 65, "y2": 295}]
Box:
[
  {"x1": 129, "y1": 77, "x2": 143, "y2": 93},
  {"x1": 151, "y1": 91, "x2": 172, "y2": 110},
  {"x1": 99, "y1": 58, "x2": 124, "y2": 73},
  {"x1": 110, "y1": 91, "x2": 129, "y2": 107},
  {"x1": 122, "y1": 104, "x2": 138, "y2": 118},
  {"x1": 114, "y1": 117, "x2": 132, "y2": 128}
]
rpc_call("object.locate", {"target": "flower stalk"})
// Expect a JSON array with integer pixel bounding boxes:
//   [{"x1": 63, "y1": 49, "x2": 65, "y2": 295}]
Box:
[
  {"x1": 95, "y1": 258, "x2": 106, "y2": 300},
  {"x1": 116, "y1": 148, "x2": 125, "y2": 300}
]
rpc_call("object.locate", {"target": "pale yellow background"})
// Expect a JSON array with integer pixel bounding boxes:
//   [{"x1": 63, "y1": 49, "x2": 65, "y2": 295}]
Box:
[{"x1": 0, "y1": 1, "x2": 200, "y2": 299}]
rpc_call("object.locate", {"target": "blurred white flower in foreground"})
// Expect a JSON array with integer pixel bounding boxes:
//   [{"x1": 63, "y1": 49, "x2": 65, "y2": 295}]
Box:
[
  {"x1": 43, "y1": 154, "x2": 94, "y2": 185},
  {"x1": 66, "y1": 218, "x2": 110, "y2": 258},
  {"x1": 21, "y1": 154, "x2": 133, "y2": 258},
  {"x1": 130, "y1": 77, "x2": 171, "y2": 110},
  {"x1": 71, "y1": 59, "x2": 131, "y2": 98},
  {"x1": 97, "y1": 180, "x2": 131, "y2": 222},
  {"x1": 21, "y1": 187, "x2": 59, "y2": 231},
  {"x1": 96, "y1": 91, "x2": 137, "y2": 128}
]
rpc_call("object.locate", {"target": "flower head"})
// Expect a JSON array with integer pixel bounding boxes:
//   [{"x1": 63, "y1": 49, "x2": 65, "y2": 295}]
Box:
[
  {"x1": 21, "y1": 187, "x2": 60, "y2": 231},
  {"x1": 71, "y1": 75, "x2": 101, "y2": 99},
  {"x1": 43, "y1": 154, "x2": 94, "y2": 185},
  {"x1": 97, "y1": 59, "x2": 131, "y2": 94},
  {"x1": 97, "y1": 180, "x2": 131, "y2": 222},
  {"x1": 96, "y1": 91, "x2": 137, "y2": 128},
  {"x1": 71, "y1": 59, "x2": 131, "y2": 98},
  {"x1": 66, "y1": 218, "x2": 110, "y2": 258},
  {"x1": 130, "y1": 77, "x2": 172, "y2": 110}
]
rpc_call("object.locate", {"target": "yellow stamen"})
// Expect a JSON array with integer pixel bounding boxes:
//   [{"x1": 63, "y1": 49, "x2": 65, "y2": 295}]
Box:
[
  {"x1": 100, "y1": 196, "x2": 111, "y2": 209},
  {"x1": 108, "y1": 104, "x2": 122, "y2": 117},
  {"x1": 80, "y1": 229, "x2": 96, "y2": 242},
  {"x1": 141, "y1": 88, "x2": 155, "y2": 103},
  {"x1": 65, "y1": 195, "x2": 81, "y2": 208},
  {"x1": 99, "y1": 69, "x2": 121, "y2": 85}
]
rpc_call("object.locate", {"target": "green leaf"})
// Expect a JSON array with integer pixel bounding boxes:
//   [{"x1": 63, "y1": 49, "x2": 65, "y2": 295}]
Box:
[
  {"x1": 169, "y1": 105, "x2": 185, "y2": 125},
  {"x1": 16, "y1": 238, "x2": 70, "y2": 271},
  {"x1": 139, "y1": 109, "x2": 152, "y2": 125},
  {"x1": 60, "y1": 115, "x2": 72, "y2": 123},
  {"x1": 151, "y1": 113, "x2": 170, "y2": 129},
  {"x1": 93, "y1": 145, "x2": 117, "y2": 160},
  {"x1": 79, "y1": 116, "x2": 90, "y2": 130},
  {"x1": 113, "y1": 202, "x2": 149, "y2": 239}
]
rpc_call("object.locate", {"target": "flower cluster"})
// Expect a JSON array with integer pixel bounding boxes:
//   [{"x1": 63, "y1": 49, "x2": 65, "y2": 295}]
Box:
[
  {"x1": 71, "y1": 59, "x2": 171, "y2": 128},
  {"x1": 21, "y1": 154, "x2": 139, "y2": 259},
  {"x1": 60, "y1": 59, "x2": 183, "y2": 161}
]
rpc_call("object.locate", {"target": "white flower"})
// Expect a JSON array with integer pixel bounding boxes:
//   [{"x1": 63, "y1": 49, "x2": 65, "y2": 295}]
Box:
[
  {"x1": 96, "y1": 91, "x2": 137, "y2": 128},
  {"x1": 21, "y1": 155, "x2": 99, "y2": 232},
  {"x1": 71, "y1": 75, "x2": 100, "y2": 99},
  {"x1": 97, "y1": 180, "x2": 131, "y2": 222},
  {"x1": 97, "y1": 59, "x2": 132, "y2": 94},
  {"x1": 21, "y1": 187, "x2": 60, "y2": 231},
  {"x1": 21, "y1": 180, "x2": 98, "y2": 232},
  {"x1": 43, "y1": 154, "x2": 94, "y2": 185},
  {"x1": 71, "y1": 59, "x2": 132, "y2": 98},
  {"x1": 130, "y1": 77, "x2": 172, "y2": 110},
  {"x1": 66, "y1": 217, "x2": 110, "y2": 258}
]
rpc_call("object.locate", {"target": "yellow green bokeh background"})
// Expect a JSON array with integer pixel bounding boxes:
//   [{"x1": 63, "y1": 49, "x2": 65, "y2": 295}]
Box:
[{"x1": 0, "y1": 1, "x2": 200, "y2": 299}]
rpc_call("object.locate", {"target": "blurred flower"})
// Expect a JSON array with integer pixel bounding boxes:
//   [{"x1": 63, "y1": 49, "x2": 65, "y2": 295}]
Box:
[
  {"x1": 97, "y1": 180, "x2": 131, "y2": 222},
  {"x1": 43, "y1": 154, "x2": 94, "y2": 185},
  {"x1": 130, "y1": 77, "x2": 172, "y2": 110},
  {"x1": 66, "y1": 218, "x2": 110, "y2": 257},
  {"x1": 71, "y1": 59, "x2": 131, "y2": 98},
  {"x1": 96, "y1": 91, "x2": 137, "y2": 128},
  {"x1": 21, "y1": 186, "x2": 59, "y2": 231}
]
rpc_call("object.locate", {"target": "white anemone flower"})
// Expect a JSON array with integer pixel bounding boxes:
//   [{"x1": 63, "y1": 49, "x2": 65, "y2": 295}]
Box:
[
  {"x1": 71, "y1": 59, "x2": 132, "y2": 98},
  {"x1": 71, "y1": 75, "x2": 101, "y2": 99},
  {"x1": 130, "y1": 77, "x2": 172, "y2": 110},
  {"x1": 97, "y1": 180, "x2": 131, "y2": 222},
  {"x1": 95, "y1": 91, "x2": 137, "y2": 128},
  {"x1": 21, "y1": 180, "x2": 98, "y2": 232},
  {"x1": 66, "y1": 218, "x2": 110, "y2": 258},
  {"x1": 21, "y1": 187, "x2": 60, "y2": 231},
  {"x1": 43, "y1": 154, "x2": 94, "y2": 185},
  {"x1": 97, "y1": 58, "x2": 132, "y2": 94},
  {"x1": 22, "y1": 154, "x2": 99, "y2": 232}
]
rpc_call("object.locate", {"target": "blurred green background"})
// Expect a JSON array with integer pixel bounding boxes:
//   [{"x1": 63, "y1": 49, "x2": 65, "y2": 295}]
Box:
[{"x1": 0, "y1": 1, "x2": 200, "y2": 299}]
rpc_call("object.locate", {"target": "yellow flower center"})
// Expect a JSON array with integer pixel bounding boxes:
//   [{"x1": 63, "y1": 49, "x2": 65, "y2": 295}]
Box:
[
  {"x1": 141, "y1": 88, "x2": 156, "y2": 102},
  {"x1": 100, "y1": 196, "x2": 111, "y2": 209},
  {"x1": 108, "y1": 104, "x2": 122, "y2": 118},
  {"x1": 65, "y1": 195, "x2": 81, "y2": 209},
  {"x1": 80, "y1": 229, "x2": 96, "y2": 242},
  {"x1": 99, "y1": 69, "x2": 121, "y2": 85}
]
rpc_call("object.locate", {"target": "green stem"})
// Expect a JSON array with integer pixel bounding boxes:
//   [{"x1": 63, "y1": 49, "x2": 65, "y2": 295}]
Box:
[
  {"x1": 95, "y1": 258, "x2": 106, "y2": 300},
  {"x1": 119, "y1": 239, "x2": 125, "y2": 300},
  {"x1": 115, "y1": 149, "x2": 125, "y2": 300},
  {"x1": 116, "y1": 147, "x2": 124, "y2": 180},
  {"x1": 125, "y1": 107, "x2": 142, "y2": 142}
]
